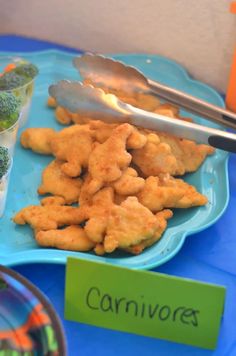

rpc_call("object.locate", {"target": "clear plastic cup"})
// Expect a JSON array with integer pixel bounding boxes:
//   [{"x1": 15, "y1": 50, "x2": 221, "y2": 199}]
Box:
[
  {"x1": 0, "y1": 114, "x2": 21, "y2": 156},
  {"x1": 7, "y1": 77, "x2": 35, "y2": 128},
  {"x1": 0, "y1": 157, "x2": 12, "y2": 217},
  {"x1": 0, "y1": 56, "x2": 37, "y2": 127}
]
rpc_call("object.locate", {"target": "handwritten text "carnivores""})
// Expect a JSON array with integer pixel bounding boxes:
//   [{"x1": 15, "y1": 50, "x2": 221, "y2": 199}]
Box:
[{"x1": 86, "y1": 287, "x2": 199, "y2": 327}]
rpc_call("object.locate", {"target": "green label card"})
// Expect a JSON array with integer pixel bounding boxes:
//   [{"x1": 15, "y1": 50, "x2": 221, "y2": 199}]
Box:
[{"x1": 65, "y1": 258, "x2": 225, "y2": 350}]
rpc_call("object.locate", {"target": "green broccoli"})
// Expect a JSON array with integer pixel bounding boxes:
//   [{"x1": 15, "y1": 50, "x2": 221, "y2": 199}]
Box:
[
  {"x1": 0, "y1": 92, "x2": 21, "y2": 130},
  {"x1": 0, "y1": 71, "x2": 29, "y2": 90},
  {"x1": 14, "y1": 62, "x2": 39, "y2": 79},
  {"x1": 0, "y1": 147, "x2": 10, "y2": 179}
]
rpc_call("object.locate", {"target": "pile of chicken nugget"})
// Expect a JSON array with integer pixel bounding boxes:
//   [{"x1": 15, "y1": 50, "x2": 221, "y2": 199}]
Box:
[{"x1": 13, "y1": 89, "x2": 214, "y2": 255}]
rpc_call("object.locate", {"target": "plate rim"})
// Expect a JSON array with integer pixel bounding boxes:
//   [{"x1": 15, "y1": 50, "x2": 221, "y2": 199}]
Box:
[{"x1": 0, "y1": 49, "x2": 230, "y2": 269}]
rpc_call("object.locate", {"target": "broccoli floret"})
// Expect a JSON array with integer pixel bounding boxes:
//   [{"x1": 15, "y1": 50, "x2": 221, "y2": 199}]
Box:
[
  {"x1": 0, "y1": 147, "x2": 10, "y2": 179},
  {"x1": 0, "y1": 71, "x2": 29, "y2": 90},
  {"x1": 0, "y1": 92, "x2": 21, "y2": 129},
  {"x1": 14, "y1": 63, "x2": 38, "y2": 79}
]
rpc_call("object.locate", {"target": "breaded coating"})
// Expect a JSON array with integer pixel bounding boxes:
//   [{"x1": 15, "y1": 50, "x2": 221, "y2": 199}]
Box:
[
  {"x1": 132, "y1": 130, "x2": 214, "y2": 177},
  {"x1": 47, "y1": 96, "x2": 57, "y2": 108},
  {"x1": 55, "y1": 106, "x2": 73, "y2": 125},
  {"x1": 79, "y1": 174, "x2": 116, "y2": 208},
  {"x1": 89, "y1": 120, "x2": 147, "y2": 149},
  {"x1": 94, "y1": 243, "x2": 105, "y2": 255},
  {"x1": 126, "y1": 127, "x2": 147, "y2": 149},
  {"x1": 13, "y1": 205, "x2": 86, "y2": 231},
  {"x1": 83, "y1": 187, "x2": 115, "y2": 243},
  {"x1": 154, "y1": 103, "x2": 180, "y2": 118},
  {"x1": 21, "y1": 128, "x2": 56, "y2": 155},
  {"x1": 38, "y1": 160, "x2": 82, "y2": 204},
  {"x1": 87, "y1": 123, "x2": 133, "y2": 194},
  {"x1": 85, "y1": 193, "x2": 165, "y2": 249},
  {"x1": 35, "y1": 225, "x2": 95, "y2": 251},
  {"x1": 158, "y1": 132, "x2": 215, "y2": 175},
  {"x1": 154, "y1": 103, "x2": 193, "y2": 123},
  {"x1": 103, "y1": 197, "x2": 167, "y2": 253},
  {"x1": 50, "y1": 124, "x2": 95, "y2": 177},
  {"x1": 69, "y1": 112, "x2": 92, "y2": 125},
  {"x1": 137, "y1": 175, "x2": 207, "y2": 212},
  {"x1": 85, "y1": 217, "x2": 108, "y2": 244},
  {"x1": 125, "y1": 209, "x2": 173, "y2": 254},
  {"x1": 136, "y1": 176, "x2": 184, "y2": 212},
  {"x1": 132, "y1": 92, "x2": 160, "y2": 111},
  {"x1": 40, "y1": 196, "x2": 66, "y2": 206},
  {"x1": 85, "y1": 186, "x2": 115, "y2": 216},
  {"x1": 112, "y1": 167, "x2": 145, "y2": 195},
  {"x1": 89, "y1": 120, "x2": 118, "y2": 143},
  {"x1": 163, "y1": 175, "x2": 208, "y2": 208},
  {"x1": 78, "y1": 174, "x2": 95, "y2": 206},
  {"x1": 132, "y1": 133, "x2": 178, "y2": 177},
  {"x1": 113, "y1": 193, "x2": 127, "y2": 205},
  {"x1": 55, "y1": 105, "x2": 91, "y2": 125}
]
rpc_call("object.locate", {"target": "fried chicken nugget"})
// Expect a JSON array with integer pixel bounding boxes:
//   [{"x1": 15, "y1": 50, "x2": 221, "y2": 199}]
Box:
[
  {"x1": 80, "y1": 172, "x2": 133, "y2": 209},
  {"x1": 38, "y1": 160, "x2": 82, "y2": 204},
  {"x1": 87, "y1": 123, "x2": 134, "y2": 195},
  {"x1": 89, "y1": 120, "x2": 147, "y2": 149},
  {"x1": 132, "y1": 129, "x2": 214, "y2": 177},
  {"x1": 47, "y1": 96, "x2": 57, "y2": 108},
  {"x1": 137, "y1": 175, "x2": 207, "y2": 212},
  {"x1": 132, "y1": 133, "x2": 178, "y2": 177},
  {"x1": 40, "y1": 196, "x2": 66, "y2": 206},
  {"x1": 79, "y1": 174, "x2": 95, "y2": 206},
  {"x1": 35, "y1": 225, "x2": 95, "y2": 251},
  {"x1": 158, "y1": 132, "x2": 215, "y2": 175},
  {"x1": 112, "y1": 167, "x2": 145, "y2": 195},
  {"x1": 13, "y1": 205, "x2": 86, "y2": 231},
  {"x1": 126, "y1": 128, "x2": 147, "y2": 149},
  {"x1": 85, "y1": 186, "x2": 114, "y2": 215},
  {"x1": 89, "y1": 120, "x2": 118, "y2": 143},
  {"x1": 163, "y1": 175, "x2": 208, "y2": 208},
  {"x1": 55, "y1": 104, "x2": 92, "y2": 125},
  {"x1": 50, "y1": 124, "x2": 95, "y2": 177},
  {"x1": 103, "y1": 197, "x2": 167, "y2": 253},
  {"x1": 21, "y1": 128, "x2": 56, "y2": 155},
  {"x1": 125, "y1": 209, "x2": 173, "y2": 254},
  {"x1": 83, "y1": 187, "x2": 115, "y2": 243},
  {"x1": 154, "y1": 103, "x2": 194, "y2": 123},
  {"x1": 133, "y1": 92, "x2": 160, "y2": 111},
  {"x1": 55, "y1": 106, "x2": 73, "y2": 125},
  {"x1": 154, "y1": 103, "x2": 180, "y2": 118}
]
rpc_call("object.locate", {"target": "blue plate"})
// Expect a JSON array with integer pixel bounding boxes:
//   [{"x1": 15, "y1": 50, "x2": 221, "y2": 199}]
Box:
[{"x1": 0, "y1": 50, "x2": 229, "y2": 269}]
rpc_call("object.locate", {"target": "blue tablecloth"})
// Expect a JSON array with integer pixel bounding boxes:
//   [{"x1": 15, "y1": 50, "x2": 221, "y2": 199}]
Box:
[{"x1": 1, "y1": 35, "x2": 236, "y2": 356}]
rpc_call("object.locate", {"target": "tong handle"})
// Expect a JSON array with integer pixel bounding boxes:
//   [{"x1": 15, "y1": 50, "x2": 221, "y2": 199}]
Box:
[
  {"x1": 128, "y1": 105, "x2": 236, "y2": 153},
  {"x1": 148, "y1": 79, "x2": 236, "y2": 130}
]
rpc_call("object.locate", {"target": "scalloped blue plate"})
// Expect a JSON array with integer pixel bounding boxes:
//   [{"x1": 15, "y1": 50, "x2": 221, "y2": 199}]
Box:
[{"x1": 0, "y1": 50, "x2": 229, "y2": 269}]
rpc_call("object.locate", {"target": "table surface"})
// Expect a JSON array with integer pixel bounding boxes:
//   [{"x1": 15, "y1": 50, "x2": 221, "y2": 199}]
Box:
[{"x1": 1, "y1": 34, "x2": 236, "y2": 356}]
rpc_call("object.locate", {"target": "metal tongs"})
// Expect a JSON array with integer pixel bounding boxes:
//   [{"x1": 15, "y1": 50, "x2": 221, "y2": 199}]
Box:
[
  {"x1": 49, "y1": 80, "x2": 236, "y2": 153},
  {"x1": 73, "y1": 53, "x2": 236, "y2": 130}
]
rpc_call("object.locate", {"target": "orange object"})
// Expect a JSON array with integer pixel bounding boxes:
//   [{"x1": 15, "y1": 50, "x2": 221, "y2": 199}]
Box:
[
  {"x1": 230, "y1": 1, "x2": 236, "y2": 13},
  {"x1": 226, "y1": 2, "x2": 236, "y2": 112},
  {"x1": 4, "y1": 63, "x2": 16, "y2": 73}
]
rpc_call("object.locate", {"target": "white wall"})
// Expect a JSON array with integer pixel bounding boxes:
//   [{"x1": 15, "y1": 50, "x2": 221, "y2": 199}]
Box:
[{"x1": 1, "y1": 0, "x2": 236, "y2": 93}]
